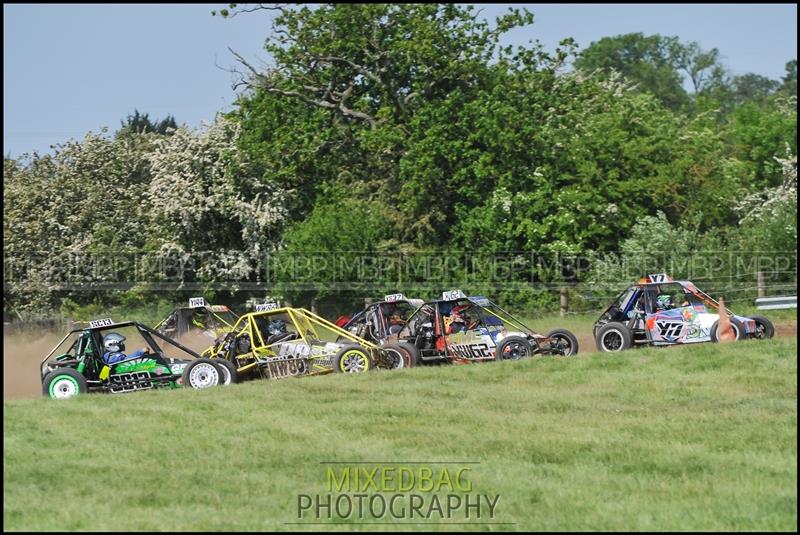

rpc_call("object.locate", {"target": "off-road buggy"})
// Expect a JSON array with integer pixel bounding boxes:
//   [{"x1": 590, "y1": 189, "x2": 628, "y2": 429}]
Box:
[
  {"x1": 384, "y1": 290, "x2": 579, "y2": 365},
  {"x1": 154, "y1": 297, "x2": 239, "y2": 341},
  {"x1": 201, "y1": 304, "x2": 396, "y2": 383},
  {"x1": 40, "y1": 318, "x2": 226, "y2": 399},
  {"x1": 593, "y1": 274, "x2": 775, "y2": 352},
  {"x1": 334, "y1": 293, "x2": 424, "y2": 366}
]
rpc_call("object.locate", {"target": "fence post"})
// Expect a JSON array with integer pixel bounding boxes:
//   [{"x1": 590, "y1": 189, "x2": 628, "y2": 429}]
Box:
[
  {"x1": 310, "y1": 297, "x2": 318, "y2": 314},
  {"x1": 757, "y1": 270, "x2": 766, "y2": 298},
  {"x1": 560, "y1": 287, "x2": 568, "y2": 317}
]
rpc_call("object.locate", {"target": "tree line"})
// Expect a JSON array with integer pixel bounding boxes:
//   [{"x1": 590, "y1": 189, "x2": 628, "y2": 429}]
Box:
[{"x1": 4, "y1": 4, "x2": 796, "y2": 318}]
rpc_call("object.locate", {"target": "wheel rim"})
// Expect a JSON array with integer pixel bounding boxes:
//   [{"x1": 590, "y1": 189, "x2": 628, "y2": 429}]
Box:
[
  {"x1": 552, "y1": 335, "x2": 574, "y2": 356},
  {"x1": 601, "y1": 330, "x2": 623, "y2": 352},
  {"x1": 340, "y1": 351, "x2": 369, "y2": 373},
  {"x1": 49, "y1": 376, "x2": 79, "y2": 399},
  {"x1": 189, "y1": 363, "x2": 219, "y2": 388},
  {"x1": 502, "y1": 341, "x2": 528, "y2": 360},
  {"x1": 753, "y1": 322, "x2": 766, "y2": 339},
  {"x1": 217, "y1": 363, "x2": 231, "y2": 385},
  {"x1": 387, "y1": 349, "x2": 405, "y2": 369}
]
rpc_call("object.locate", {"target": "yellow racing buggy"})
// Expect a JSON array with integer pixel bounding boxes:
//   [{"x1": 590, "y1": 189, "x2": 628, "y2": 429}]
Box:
[{"x1": 200, "y1": 303, "x2": 397, "y2": 384}]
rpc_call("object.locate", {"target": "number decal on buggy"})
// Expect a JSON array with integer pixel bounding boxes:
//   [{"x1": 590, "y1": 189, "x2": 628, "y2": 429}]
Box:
[
  {"x1": 442, "y1": 289, "x2": 466, "y2": 301},
  {"x1": 449, "y1": 343, "x2": 492, "y2": 359},
  {"x1": 89, "y1": 318, "x2": 114, "y2": 328},
  {"x1": 255, "y1": 302, "x2": 279, "y2": 312},
  {"x1": 384, "y1": 293, "x2": 406, "y2": 302},
  {"x1": 109, "y1": 371, "x2": 153, "y2": 393},
  {"x1": 656, "y1": 320, "x2": 684, "y2": 340},
  {"x1": 189, "y1": 297, "x2": 206, "y2": 308}
]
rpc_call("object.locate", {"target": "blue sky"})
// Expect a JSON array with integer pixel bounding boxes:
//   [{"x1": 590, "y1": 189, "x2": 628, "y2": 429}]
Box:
[{"x1": 4, "y1": 3, "x2": 797, "y2": 157}]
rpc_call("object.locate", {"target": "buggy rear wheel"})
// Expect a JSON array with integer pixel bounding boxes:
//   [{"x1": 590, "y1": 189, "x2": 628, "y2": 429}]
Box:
[
  {"x1": 710, "y1": 317, "x2": 743, "y2": 342},
  {"x1": 384, "y1": 347, "x2": 407, "y2": 369},
  {"x1": 546, "y1": 329, "x2": 579, "y2": 356},
  {"x1": 497, "y1": 336, "x2": 532, "y2": 361},
  {"x1": 596, "y1": 322, "x2": 632, "y2": 352},
  {"x1": 43, "y1": 368, "x2": 88, "y2": 400},
  {"x1": 385, "y1": 342, "x2": 421, "y2": 368}
]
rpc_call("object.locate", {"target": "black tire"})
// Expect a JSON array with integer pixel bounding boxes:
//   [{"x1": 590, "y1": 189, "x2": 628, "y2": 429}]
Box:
[
  {"x1": 497, "y1": 335, "x2": 532, "y2": 361},
  {"x1": 385, "y1": 342, "x2": 421, "y2": 368},
  {"x1": 42, "y1": 367, "x2": 88, "y2": 399},
  {"x1": 334, "y1": 345, "x2": 372, "y2": 373},
  {"x1": 546, "y1": 328, "x2": 580, "y2": 356},
  {"x1": 596, "y1": 322, "x2": 632, "y2": 352},
  {"x1": 213, "y1": 358, "x2": 238, "y2": 385},
  {"x1": 384, "y1": 347, "x2": 407, "y2": 369},
  {"x1": 749, "y1": 315, "x2": 775, "y2": 340},
  {"x1": 710, "y1": 317, "x2": 743, "y2": 342},
  {"x1": 182, "y1": 358, "x2": 222, "y2": 389}
]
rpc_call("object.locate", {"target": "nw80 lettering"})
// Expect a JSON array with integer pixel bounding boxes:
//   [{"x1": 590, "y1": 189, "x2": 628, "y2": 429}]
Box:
[{"x1": 449, "y1": 343, "x2": 493, "y2": 359}]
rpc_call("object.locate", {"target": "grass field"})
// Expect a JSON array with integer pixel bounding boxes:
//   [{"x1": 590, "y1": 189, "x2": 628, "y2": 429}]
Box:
[{"x1": 4, "y1": 335, "x2": 797, "y2": 531}]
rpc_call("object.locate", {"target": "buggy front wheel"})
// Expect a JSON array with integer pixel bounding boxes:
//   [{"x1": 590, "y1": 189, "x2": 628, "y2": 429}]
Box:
[
  {"x1": 182, "y1": 358, "x2": 221, "y2": 389},
  {"x1": 749, "y1": 315, "x2": 775, "y2": 340},
  {"x1": 213, "y1": 359, "x2": 238, "y2": 385},
  {"x1": 334, "y1": 346, "x2": 372, "y2": 373}
]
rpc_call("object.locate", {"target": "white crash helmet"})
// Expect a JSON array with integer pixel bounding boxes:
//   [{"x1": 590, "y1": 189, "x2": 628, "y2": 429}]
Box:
[{"x1": 103, "y1": 332, "x2": 126, "y2": 353}]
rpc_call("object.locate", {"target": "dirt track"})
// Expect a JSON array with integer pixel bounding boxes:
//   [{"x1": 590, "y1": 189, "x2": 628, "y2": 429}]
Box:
[{"x1": 4, "y1": 321, "x2": 796, "y2": 401}]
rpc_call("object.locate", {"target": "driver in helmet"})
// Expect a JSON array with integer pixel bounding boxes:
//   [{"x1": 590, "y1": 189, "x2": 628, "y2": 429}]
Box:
[
  {"x1": 191, "y1": 307, "x2": 217, "y2": 339},
  {"x1": 655, "y1": 294, "x2": 674, "y2": 311},
  {"x1": 191, "y1": 308, "x2": 207, "y2": 329},
  {"x1": 445, "y1": 306, "x2": 468, "y2": 334},
  {"x1": 387, "y1": 311, "x2": 405, "y2": 335},
  {"x1": 102, "y1": 332, "x2": 147, "y2": 365},
  {"x1": 265, "y1": 318, "x2": 293, "y2": 344}
]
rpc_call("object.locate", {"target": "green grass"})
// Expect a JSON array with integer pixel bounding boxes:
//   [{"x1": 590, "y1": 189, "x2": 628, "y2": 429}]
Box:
[{"x1": 4, "y1": 338, "x2": 797, "y2": 531}]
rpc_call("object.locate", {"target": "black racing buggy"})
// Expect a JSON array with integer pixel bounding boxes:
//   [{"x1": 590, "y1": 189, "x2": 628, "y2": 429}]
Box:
[
  {"x1": 154, "y1": 297, "x2": 239, "y2": 341},
  {"x1": 333, "y1": 293, "x2": 424, "y2": 367}
]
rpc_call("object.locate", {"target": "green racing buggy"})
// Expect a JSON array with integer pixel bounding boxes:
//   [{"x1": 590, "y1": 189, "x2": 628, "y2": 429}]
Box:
[{"x1": 40, "y1": 318, "x2": 227, "y2": 399}]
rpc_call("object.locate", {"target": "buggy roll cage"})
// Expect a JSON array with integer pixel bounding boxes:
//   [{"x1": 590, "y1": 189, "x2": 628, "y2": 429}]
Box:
[
  {"x1": 223, "y1": 307, "x2": 381, "y2": 352},
  {"x1": 40, "y1": 321, "x2": 203, "y2": 369}
]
